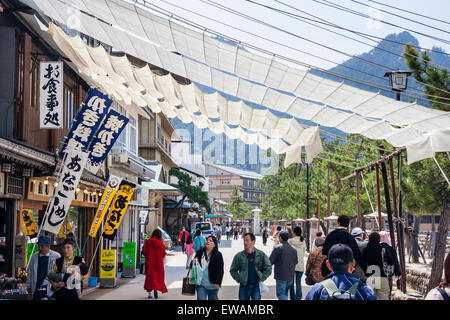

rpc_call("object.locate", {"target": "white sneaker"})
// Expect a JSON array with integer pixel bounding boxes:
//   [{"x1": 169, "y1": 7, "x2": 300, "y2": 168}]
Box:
[{"x1": 147, "y1": 292, "x2": 152, "y2": 299}]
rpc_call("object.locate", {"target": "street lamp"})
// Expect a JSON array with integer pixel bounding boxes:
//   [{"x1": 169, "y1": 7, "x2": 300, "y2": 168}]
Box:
[{"x1": 384, "y1": 70, "x2": 412, "y2": 101}]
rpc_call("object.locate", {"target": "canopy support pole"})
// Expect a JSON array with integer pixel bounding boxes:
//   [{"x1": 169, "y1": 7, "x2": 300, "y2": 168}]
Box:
[
  {"x1": 380, "y1": 148, "x2": 396, "y2": 249},
  {"x1": 356, "y1": 170, "x2": 361, "y2": 227},
  {"x1": 375, "y1": 165, "x2": 383, "y2": 231}
]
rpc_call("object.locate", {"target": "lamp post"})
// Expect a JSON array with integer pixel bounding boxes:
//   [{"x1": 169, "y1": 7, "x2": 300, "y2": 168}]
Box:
[{"x1": 384, "y1": 70, "x2": 412, "y2": 101}]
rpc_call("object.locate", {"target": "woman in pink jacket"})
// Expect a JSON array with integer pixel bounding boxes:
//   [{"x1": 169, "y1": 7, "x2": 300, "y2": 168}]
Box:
[{"x1": 184, "y1": 235, "x2": 194, "y2": 269}]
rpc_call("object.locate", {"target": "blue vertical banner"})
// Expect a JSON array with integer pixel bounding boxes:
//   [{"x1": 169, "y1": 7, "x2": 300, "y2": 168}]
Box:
[
  {"x1": 86, "y1": 109, "x2": 129, "y2": 173},
  {"x1": 58, "y1": 88, "x2": 112, "y2": 158}
]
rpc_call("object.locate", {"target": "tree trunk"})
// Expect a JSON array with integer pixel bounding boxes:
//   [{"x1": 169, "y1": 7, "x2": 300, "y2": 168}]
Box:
[
  {"x1": 411, "y1": 216, "x2": 421, "y2": 263},
  {"x1": 427, "y1": 193, "x2": 450, "y2": 293},
  {"x1": 320, "y1": 220, "x2": 328, "y2": 236}
]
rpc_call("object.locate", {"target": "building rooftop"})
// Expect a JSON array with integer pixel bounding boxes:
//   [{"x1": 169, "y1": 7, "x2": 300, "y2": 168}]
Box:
[{"x1": 206, "y1": 163, "x2": 264, "y2": 180}]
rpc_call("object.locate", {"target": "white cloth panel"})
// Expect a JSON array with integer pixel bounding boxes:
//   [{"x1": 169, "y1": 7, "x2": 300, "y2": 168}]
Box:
[
  {"x1": 203, "y1": 35, "x2": 237, "y2": 74},
  {"x1": 133, "y1": 65, "x2": 165, "y2": 99},
  {"x1": 406, "y1": 136, "x2": 434, "y2": 165},
  {"x1": 50, "y1": 24, "x2": 450, "y2": 162},
  {"x1": 171, "y1": 22, "x2": 206, "y2": 63},
  {"x1": 35, "y1": 0, "x2": 449, "y2": 137}
]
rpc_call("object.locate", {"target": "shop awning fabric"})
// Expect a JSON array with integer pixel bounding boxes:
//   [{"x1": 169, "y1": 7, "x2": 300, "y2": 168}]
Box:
[{"x1": 23, "y1": 0, "x2": 450, "y2": 165}]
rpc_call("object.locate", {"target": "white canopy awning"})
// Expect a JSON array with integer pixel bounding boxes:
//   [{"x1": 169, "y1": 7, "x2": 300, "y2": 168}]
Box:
[{"x1": 23, "y1": 0, "x2": 450, "y2": 165}]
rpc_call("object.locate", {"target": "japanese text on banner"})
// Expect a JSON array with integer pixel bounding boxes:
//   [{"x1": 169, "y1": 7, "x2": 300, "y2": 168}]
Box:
[
  {"x1": 88, "y1": 175, "x2": 122, "y2": 238},
  {"x1": 21, "y1": 209, "x2": 38, "y2": 239},
  {"x1": 42, "y1": 148, "x2": 88, "y2": 234},
  {"x1": 58, "y1": 88, "x2": 112, "y2": 158},
  {"x1": 40, "y1": 62, "x2": 63, "y2": 129},
  {"x1": 102, "y1": 181, "x2": 136, "y2": 241},
  {"x1": 86, "y1": 109, "x2": 129, "y2": 174}
]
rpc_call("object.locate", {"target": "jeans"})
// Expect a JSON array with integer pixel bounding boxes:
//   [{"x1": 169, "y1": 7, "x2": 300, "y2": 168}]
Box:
[
  {"x1": 226, "y1": 232, "x2": 230, "y2": 240},
  {"x1": 181, "y1": 242, "x2": 185, "y2": 253},
  {"x1": 196, "y1": 285, "x2": 219, "y2": 300},
  {"x1": 239, "y1": 283, "x2": 261, "y2": 300},
  {"x1": 289, "y1": 271, "x2": 303, "y2": 300},
  {"x1": 276, "y1": 280, "x2": 293, "y2": 300}
]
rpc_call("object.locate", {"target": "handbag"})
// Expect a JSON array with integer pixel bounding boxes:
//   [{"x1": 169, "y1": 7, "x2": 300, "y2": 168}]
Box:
[
  {"x1": 259, "y1": 281, "x2": 269, "y2": 294},
  {"x1": 381, "y1": 248, "x2": 394, "y2": 277},
  {"x1": 182, "y1": 269, "x2": 196, "y2": 296}
]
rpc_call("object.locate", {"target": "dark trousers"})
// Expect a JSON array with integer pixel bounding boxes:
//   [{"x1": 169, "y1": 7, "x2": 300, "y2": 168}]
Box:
[
  {"x1": 181, "y1": 241, "x2": 185, "y2": 253},
  {"x1": 33, "y1": 289, "x2": 47, "y2": 300}
]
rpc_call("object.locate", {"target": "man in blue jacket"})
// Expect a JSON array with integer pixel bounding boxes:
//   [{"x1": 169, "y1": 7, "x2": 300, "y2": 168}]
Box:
[{"x1": 306, "y1": 244, "x2": 377, "y2": 300}]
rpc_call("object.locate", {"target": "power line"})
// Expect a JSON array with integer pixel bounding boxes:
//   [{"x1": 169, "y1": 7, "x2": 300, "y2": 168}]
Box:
[
  {"x1": 312, "y1": 0, "x2": 450, "y2": 45},
  {"x1": 268, "y1": 0, "x2": 450, "y2": 71},
  {"x1": 350, "y1": 0, "x2": 449, "y2": 35},
  {"x1": 135, "y1": 0, "x2": 450, "y2": 109},
  {"x1": 201, "y1": 0, "x2": 450, "y2": 101},
  {"x1": 158, "y1": 0, "x2": 395, "y2": 83},
  {"x1": 243, "y1": 0, "x2": 450, "y2": 100},
  {"x1": 367, "y1": 0, "x2": 450, "y2": 27},
  {"x1": 162, "y1": 0, "x2": 449, "y2": 105}
]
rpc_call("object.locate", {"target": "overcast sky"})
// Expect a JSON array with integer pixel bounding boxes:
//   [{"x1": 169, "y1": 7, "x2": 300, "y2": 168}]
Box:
[{"x1": 148, "y1": 0, "x2": 450, "y2": 70}]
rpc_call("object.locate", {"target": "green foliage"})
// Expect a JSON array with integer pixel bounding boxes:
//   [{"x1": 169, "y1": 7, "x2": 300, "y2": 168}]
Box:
[
  {"x1": 169, "y1": 168, "x2": 211, "y2": 213},
  {"x1": 403, "y1": 43, "x2": 450, "y2": 111},
  {"x1": 259, "y1": 135, "x2": 417, "y2": 221},
  {"x1": 227, "y1": 186, "x2": 253, "y2": 221}
]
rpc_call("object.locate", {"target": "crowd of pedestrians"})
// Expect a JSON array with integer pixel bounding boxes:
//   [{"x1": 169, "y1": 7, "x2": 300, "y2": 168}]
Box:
[{"x1": 143, "y1": 216, "x2": 449, "y2": 301}]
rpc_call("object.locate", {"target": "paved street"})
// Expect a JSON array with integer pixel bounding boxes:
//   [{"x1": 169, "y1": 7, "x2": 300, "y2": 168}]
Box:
[{"x1": 84, "y1": 235, "x2": 312, "y2": 300}]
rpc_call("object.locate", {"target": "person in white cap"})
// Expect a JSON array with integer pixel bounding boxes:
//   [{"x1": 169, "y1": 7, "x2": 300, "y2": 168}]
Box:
[
  {"x1": 351, "y1": 227, "x2": 368, "y2": 281},
  {"x1": 351, "y1": 227, "x2": 367, "y2": 254}
]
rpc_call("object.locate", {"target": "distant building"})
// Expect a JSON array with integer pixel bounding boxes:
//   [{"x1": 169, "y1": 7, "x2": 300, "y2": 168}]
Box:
[{"x1": 205, "y1": 163, "x2": 264, "y2": 206}]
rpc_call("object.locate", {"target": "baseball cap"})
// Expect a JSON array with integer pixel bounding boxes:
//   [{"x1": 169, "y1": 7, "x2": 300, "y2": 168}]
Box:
[
  {"x1": 328, "y1": 244, "x2": 354, "y2": 265},
  {"x1": 351, "y1": 227, "x2": 364, "y2": 236},
  {"x1": 37, "y1": 235, "x2": 52, "y2": 246}
]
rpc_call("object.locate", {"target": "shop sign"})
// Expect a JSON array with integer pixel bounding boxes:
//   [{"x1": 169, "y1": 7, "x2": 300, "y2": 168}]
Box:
[
  {"x1": 100, "y1": 249, "x2": 116, "y2": 279},
  {"x1": 40, "y1": 61, "x2": 63, "y2": 129},
  {"x1": 42, "y1": 148, "x2": 88, "y2": 235},
  {"x1": 58, "y1": 88, "x2": 112, "y2": 159},
  {"x1": 21, "y1": 209, "x2": 38, "y2": 239},
  {"x1": 86, "y1": 109, "x2": 129, "y2": 174},
  {"x1": 102, "y1": 181, "x2": 136, "y2": 241},
  {"x1": 123, "y1": 242, "x2": 136, "y2": 268},
  {"x1": 130, "y1": 186, "x2": 149, "y2": 207},
  {"x1": 88, "y1": 175, "x2": 122, "y2": 238}
]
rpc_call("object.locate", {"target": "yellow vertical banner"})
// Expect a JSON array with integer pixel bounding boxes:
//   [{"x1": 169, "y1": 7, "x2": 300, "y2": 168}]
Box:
[
  {"x1": 58, "y1": 218, "x2": 73, "y2": 238},
  {"x1": 100, "y1": 249, "x2": 116, "y2": 279},
  {"x1": 89, "y1": 175, "x2": 122, "y2": 238},
  {"x1": 102, "y1": 181, "x2": 136, "y2": 241},
  {"x1": 21, "y1": 209, "x2": 38, "y2": 239}
]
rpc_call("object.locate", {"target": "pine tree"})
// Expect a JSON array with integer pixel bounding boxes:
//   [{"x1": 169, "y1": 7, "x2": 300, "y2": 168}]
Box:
[{"x1": 403, "y1": 43, "x2": 450, "y2": 293}]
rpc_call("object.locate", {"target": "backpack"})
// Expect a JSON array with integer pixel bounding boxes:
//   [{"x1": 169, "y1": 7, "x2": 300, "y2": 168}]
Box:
[{"x1": 320, "y1": 278, "x2": 360, "y2": 300}]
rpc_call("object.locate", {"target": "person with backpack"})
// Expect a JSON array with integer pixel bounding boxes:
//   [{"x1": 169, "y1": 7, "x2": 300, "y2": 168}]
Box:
[
  {"x1": 362, "y1": 232, "x2": 399, "y2": 300},
  {"x1": 379, "y1": 230, "x2": 402, "y2": 299},
  {"x1": 305, "y1": 244, "x2": 376, "y2": 300},
  {"x1": 425, "y1": 253, "x2": 450, "y2": 300},
  {"x1": 269, "y1": 231, "x2": 298, "y2": 300},
  {"x1": 321, "y1": 215, "x2": 366, "y2": 279},
  {"x1": 194, "y1": 229, "x2": 206, "y2": 254}
]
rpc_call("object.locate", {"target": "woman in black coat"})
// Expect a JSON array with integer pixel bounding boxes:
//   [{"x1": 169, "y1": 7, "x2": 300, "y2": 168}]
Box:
[{"x1": 192, "y1": 235, "x2": 224, "y2": 300}]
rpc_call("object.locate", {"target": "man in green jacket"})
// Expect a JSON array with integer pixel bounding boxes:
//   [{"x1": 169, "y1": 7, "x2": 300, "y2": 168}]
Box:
[{"x1": 230, "y1": 233, "x2": 272, "y2": 300}]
